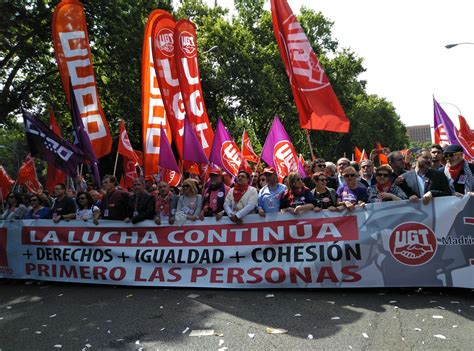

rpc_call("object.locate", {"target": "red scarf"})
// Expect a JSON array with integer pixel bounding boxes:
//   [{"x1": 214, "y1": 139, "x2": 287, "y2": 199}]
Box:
[
  {"x1": 376, "y1": 180, "x2": 392, "y2": 193},
  {"x1": 447, "y1": 161, "x2": 463, "y2": 181},
  {"x1": 155, "y1": 192, "x2": 171, "y2": 216},
  {"x1": 233, "y1": 183, "x2": 249, "y2": 203}
]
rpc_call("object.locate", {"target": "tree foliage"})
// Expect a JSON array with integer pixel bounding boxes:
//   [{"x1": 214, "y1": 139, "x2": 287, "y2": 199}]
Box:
[{"x1": 1, "y1": 0, "x2": 408, "y2": 172}]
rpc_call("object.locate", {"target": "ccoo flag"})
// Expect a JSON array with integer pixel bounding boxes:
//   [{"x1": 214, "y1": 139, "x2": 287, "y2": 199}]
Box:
[
  {"x1": 261, "y1": 116, "x2": 305, "y2": 182},
  {"x1": 209, "y1": 118, "x2": 243, "y2": 177},
  {"x1": 271, "y1": 0, "x2": 349, "y2": 133}
]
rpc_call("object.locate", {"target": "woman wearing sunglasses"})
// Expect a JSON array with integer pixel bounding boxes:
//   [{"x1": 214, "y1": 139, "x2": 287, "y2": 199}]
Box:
[
  {"x1": 0, "y1": 192, "x2": 28, "y2": 220},
  {"x1": 311, "y1": 172, "x2": 339, "y2": 211},
  {"x1": 336, "y1": 167, "x2": 368, "y2": 210},
  {"x1": 24, "y1": 194, "x2": 52, "y2": 219},
  {"x1": 280, "y1": 172, "x2": 315, "y2": 215},
  {"x1": 175, "y1": 179, "x2": 203, "y2": 222},
  {"x1": 367, "y1": 165, "x2": 407, "y2": 203},
  {"x1": 76, "y1": 191, "x2": 100, "y2": 225}
]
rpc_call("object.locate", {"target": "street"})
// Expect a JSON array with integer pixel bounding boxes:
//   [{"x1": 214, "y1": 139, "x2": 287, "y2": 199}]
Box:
[{"x1": 0, "y1": 281, "x2": 473, "y2": 350}]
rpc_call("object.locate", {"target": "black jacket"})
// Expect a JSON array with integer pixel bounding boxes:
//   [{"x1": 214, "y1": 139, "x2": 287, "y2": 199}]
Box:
[
  {"x1": 399, "y1": 169, "x2": 452, "y2": 198},
  {"x1": 127, "y1": 192, "x2": 155, "y2": 223}
]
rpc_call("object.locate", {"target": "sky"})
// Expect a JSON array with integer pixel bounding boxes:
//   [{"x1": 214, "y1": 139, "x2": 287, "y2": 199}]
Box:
[{"x1": 177, "y1": 0, "x2": 474, "y2": 128}]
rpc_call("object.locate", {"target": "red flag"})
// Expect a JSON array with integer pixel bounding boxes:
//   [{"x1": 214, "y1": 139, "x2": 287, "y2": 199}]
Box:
[
  {"x1": 299, "y1": 154, "x2": 305, "y2": 165},
  {"x1": 120, "y1": 156, "x2": 139, "y2": 189},
  {"x1": 241, "y1": 130, "x2": 259, "y2": 164},
  {"x1": 458, "y1": 115, "x2": 474, "y2": 157},
  {"x1": 52, "y1": 0, "x2": 112, "y2": 158},
  {"x1": 46, "y1": 108, "x2": 66, "y2": 193},
  {"x1": 360, "y1": 149, "x2": 368, "y2": 161},
  {"x1": 271, "y1": 0, "x2": 349, "y2": 133},
  {"x1": 163, "y1": 169, "x2": 181, "y2": 187},
  {"x1": 17, "y1": 155, "x2": 42, "y2": 193},
  {"x1": 118, "y1": 120, "x2": 142, "y2": 166},
  {"x1": 354, "y1": 146, "x2": 362, "y2": 163},
  {"x1": 376, "y1": 143, "x2": 388, "y2": 165},
  {"x1": 142, "y1": 9, "x2": 173, "y2": 176},
  {"x1": 0, "y1": 166, "x2": 14, "y2": 199},
  {"x1": 174, "y1": 19, "x2": 214, "y2": 156}
]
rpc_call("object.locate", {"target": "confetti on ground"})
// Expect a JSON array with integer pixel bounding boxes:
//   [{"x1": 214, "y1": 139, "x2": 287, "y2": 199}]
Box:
[
  {"x1": 85, "y1": 344, "x2": 92, "y2": 348},
  {"x1": 49, "y1": 314, "x2": 57, "y2": 318},
  {"x1": 187, "y1": 294, "x2": 200, "y2": 299},
  {"x1": 189, "y1": 330, "x2": 215, "y2": 337},
  {"x1": 58, "y1": 294, "x2": 63, "y2": 297},
  {"x1": 53, "y1": 345, "x2": 62, "y2": 348},
  {"x1": 248, "y1": 333, "x2": 255, "y2": 338},
  {"x1": 126, "y1": 294, "x2": 133, "y2": 298},
  {"x1": 182, "y1": 327, "x2": 190, "y2": 334},
  {"x1": 35, "y1": 331, "x2": 42, "y2": 334},
  {"x1": 159, "y1": 306, "x2": 164, "y2": 309},
  {"x1": 393, "y1": 306, "x2": 399, "y2": 309},
  {"x1": 106, "y1": 320, "x2": 112, "y2": 323},
  {"x1": 434, "y1": 334, "x2": 447, "y2": 340},
  {"x1": 294, "y1": 314, "x2": 302, "y2": 317},
  {"x1": 160, "y1": 328, "x2": 165, "y2": 331},
  {"x1": 107, "y1": 330, "x2": 111, "y2": 334},
  {"x1": 6, "y1": 306, "x2": 12, "y2": 309},
  {"x1": 135, "y1": 340, "x2": 140, "y2": 345},
  {"x1": 429, "y1": 300, "x2": 437, "y2": 303},
  {"x1": 362, "y1": 333, "x2": 369, "y2": 339},
  {"x1": 219, "y1": 339, "x2": 225, "y2": 346},
  {"x1": 389, "y1": 301, "x2": 397, "y2": 303},
  {"x1": 265, "y1": 294, "x2": 275, "y2": 298},
  {"x1": 432, "y1": 315, "x2": 444, "y2": 319},
  {"x1": 331, "y1": 317, "x2": 341, "y2": 320},
  {"x1": 326, "y1": 301, "x2": 335, "y2": 304},
  {"x1": 450, "y1": 301, "x2": 460, "y2": 304},
  {"x1": 414, "y1": 328, "x2": 422, "y2": 331},
  {"x1": 437, "y1": 306, "x2": 446, "y2": 310},
  {"x1": 265, "y1": 328, "x2": 287, "y2": 334},
  {"x1": 307, "y1": 334, "x2": 314, "y2": 340},
  {"x1": 0, "y1": 317, "x2": 3, "y2": 320},
  {"x1": 452, "y1": 325, "x2": 458, "y2": 328},
  {"x1": 218, "y1": 348, "x2": 228, "y2": 351},
  {"x1": 348, "y1": 346, "x2": 353, "y2": 349}
]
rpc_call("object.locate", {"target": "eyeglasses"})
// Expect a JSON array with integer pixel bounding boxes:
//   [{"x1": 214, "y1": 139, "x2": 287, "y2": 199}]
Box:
[
  {"x1": 343, "y1": 174, "x2": 357, "y2": 178},
  {"x1": 444, "y1": 152, "x2": 461, "y2": 158},
  {"x1": 361, "y1": 165, "x2": 371, "y2": 169},
  {"x1": 295, "y1": 177, "x2": 302, "y2": 181},
  {"x1": 376, "y1": 173, "x2": 390, "y2": 178},
  {"x1": 316, "y1": 164, "x2": 326, "y2": 168},
  {"x1": 318, "y1": 178, "x2": 328, "y2": 182},
  {"x1": 259, "y1": 178, "x2": 266, "y2": 182}
]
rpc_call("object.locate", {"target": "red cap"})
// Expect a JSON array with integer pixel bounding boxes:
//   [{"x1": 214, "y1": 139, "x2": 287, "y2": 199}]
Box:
[
  {"x1": 263, "y1": 167, "x2": 276, "y2": 174},
  {"x1": 209, "y1": 166, "x2": 223, "y2": 176}
]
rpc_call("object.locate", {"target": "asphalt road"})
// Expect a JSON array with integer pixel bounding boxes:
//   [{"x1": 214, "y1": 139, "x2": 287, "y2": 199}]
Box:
[{"x1": 0, "y1": 280, "x2": 473, "y2": 350}]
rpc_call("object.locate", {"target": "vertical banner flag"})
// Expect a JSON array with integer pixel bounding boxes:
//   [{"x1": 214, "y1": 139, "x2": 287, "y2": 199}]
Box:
[
  {"x1": 118, "y1": 120, "x2": 142, "y2": 166},
  {"x1": 23, "y1": 111, "x2": 85, "y2": 178},
  {"x1": 158, "y1": 126, "x2": 180, "y2": 173},
  {"x1": 354, "y1": 146, "x2": 362, "y2": 163},
  {"x1": 151, "y1": 11, "x2": 185, "y2": 158},
  {"x1": 209, "y1": 118, "x2": 243, "y2": 177},
  {"x1": 52, "y1": 0, "x2": 112, "y2": 158},
  {"x1": 261, "y1": 116, "x2": 305, "y2": 182},
  {"x1": 241, "y1": 130, "x2": 260, "y2": 164},
  {"x1": 376, "y1": 142, "x2": 388, "y2": 165},
  {"x1": 142, "y1": 9, "x2": 172, "y2": 176},
  {"x1": 174, "y1": 19, "x2": 214, "y2": 156},
  {"x1": 433, "y1": 97, "x2": 474, "y2": 159},
  {"x1": 0, "y1": 166, "x2": 14, "y2": 199},
  {"x1": 46, "y1": 108, "x2": 66, "y2": 194},
  {"x1": 120, "y1": 156, "x2": 139, "y2": 190},
  {"x1": 182, "y1": 118, "x2": 209, "y2": 164},
  {"x1": 17, "y1": 155, "x2": 42, "y2": 193},
  {"x1": 270, "y1": 0, "x2": 349, "y2": 133}
]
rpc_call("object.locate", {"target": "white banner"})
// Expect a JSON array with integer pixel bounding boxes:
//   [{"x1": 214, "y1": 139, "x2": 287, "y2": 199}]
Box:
[{"x1": 1, "y1": 196, "x2": 473, "y2": 288}]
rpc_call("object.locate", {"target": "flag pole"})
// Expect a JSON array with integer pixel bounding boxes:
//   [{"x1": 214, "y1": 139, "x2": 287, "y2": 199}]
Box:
[
  {"x1": 304, "y1": 130, "x2": 315, "y2": 160},
  {"x1": 113, "y1": 150, "x2": 119, "y2": 177}
]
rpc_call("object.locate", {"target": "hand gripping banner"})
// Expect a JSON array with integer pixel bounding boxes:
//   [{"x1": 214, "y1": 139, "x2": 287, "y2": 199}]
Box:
[
  {"x1": 174, "y1": 19, "x2": 214, "y2": 156},
  {"x1": 52, "y1": 0, "x2": 112, "y2": 158},
  {"x1": 142, "y1": 10, "x2": 173, "y2": 176},
  {"x1": 1, "y1": 196, "x2": 473, "y2": 288},
  {"x1": 151, "y1": 12, "x2": 186, "y2": 159}
]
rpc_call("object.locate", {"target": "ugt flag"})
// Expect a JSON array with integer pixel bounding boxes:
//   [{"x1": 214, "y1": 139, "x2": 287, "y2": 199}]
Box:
[
  {"x1": 271, "y1": 0, "x2": 349, "y2": 133},
  {"x1": 261, "y1": 116, "x2": 305, "y2": 182},
  {"x1": 209, "y1": 118, "x2": 243, "y2": 177}
]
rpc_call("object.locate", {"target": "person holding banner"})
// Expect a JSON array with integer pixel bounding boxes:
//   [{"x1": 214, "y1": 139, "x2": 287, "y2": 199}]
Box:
[
  {"x1": 24, "y1": 194, "x2": 52, "y2": 219},
  {"x1": 154, "y1": 182, "x2": 179, "y2": 225},
  {"x1": 311, "y1": 172, "x2": 339, "y2": 211},
  {"x1": 336, "y1": 167, "x2": 368, "y2": 210},
  {"x1": 51, "y1": 184, "x2": 77, "y2": 223},
  {"x1": 100, "y1": 175, "x2": 129, "y2": 221},
  {"x1": 367, "y1": 165, "x2": 407, "y2": 203},
  {"x1": 280, "y1": 172, "x2": 315, "y2": 215},
  {"x1": 0, "y1": 192, "x2": 28, "y2": 220},
  {"x1": 175, "y1": 179, "x2": 203, "y2": 222},
  {"x1": 443, "y1": 144, "x2": 474, "y2": 194},
  {"x1": 124, "y1": 178, "x2": 155, "y2": 224},
  {"x1": 224, "y1": 167, "x2": 258, "y2": 224},
  {"x1": 75, "y1": 191, "x2": 100, "y2": 224},
  {"x1": 201, "y1": 167, "x2": 229, "y2": 221},
  {"x1": 257, "y1": 167, "x2": 287, "y2": 216}
]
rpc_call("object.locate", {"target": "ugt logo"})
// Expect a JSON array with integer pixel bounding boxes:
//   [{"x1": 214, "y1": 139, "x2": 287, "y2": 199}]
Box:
[
  {"x1": 220, "y1": 141, "x2": 241, "y2": 177},
  {"x1": 273, "y1": 140, "x2": 298, "y2": 181},
  {"x1": 157, "y1": 28, "x2": 174, "y2": 57},
  {"x1": 389, "y1": 222, "x2": 437, "y2": 266},
  {"x1": 179, "y1": 31, "x2": 196, "y2": 58}
]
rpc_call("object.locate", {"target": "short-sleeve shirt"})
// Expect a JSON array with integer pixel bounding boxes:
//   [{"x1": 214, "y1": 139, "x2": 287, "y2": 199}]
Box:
[{"x1": 258, "y1": 183, "x2": 287, "y2": 213}]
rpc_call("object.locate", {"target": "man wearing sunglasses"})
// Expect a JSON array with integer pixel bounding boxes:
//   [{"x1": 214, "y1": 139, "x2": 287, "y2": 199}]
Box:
[
  {"x1": 399, "y1": 149, "x2": 451, "y2": 204},
  {"x1": 443, "y1": 144, "x2": 474, "y2": 195}
]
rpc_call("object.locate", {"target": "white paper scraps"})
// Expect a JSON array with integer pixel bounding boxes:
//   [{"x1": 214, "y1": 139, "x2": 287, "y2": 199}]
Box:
[
  {"x1": 452, "y1": 325, "x2": 458, "y2": 328},
  {"x1": 414, "y1": 328, "x2": 422, "y2": 331},
  {"x1": 159, "y1": 306, "x2": 164, "y2": 309},
  {"x1": 116, "y1": 339, "x2": 124, "y2": 342},
  {"x1": 307, "y1": 334, "x2": 314, "y2": 340},
  {"x1": 432, "y1": 315, "x2": 444, "y2": 319},
  {"x1": 135, "y1": 340, "x2": 140, "y2": 345},
  {"x1": 160, "y1": 328, "x2": 165, "y2": 332},
  {"x1": 204, "y1": 322, "x2": 214, "y2": 328},
  {"x1": 219, "y1": 339, "x2": 225, "y2": 346},
  {"x1": 53, "y1": 345, "x2": 62, "y2": 348},
  {"x1": 349, "y1": 346, "x2": 353, "y2": 349},
  {"x1": 450, "y1": 301, "x2": 460, "y2": 304},
  {"x1": 42, "y1": 324, "x2": 47, "y2": 327},
  {"x1": 434, "y1": 334, "x2": 447, "y2": 340},
  {"x1": 266, "y1": 294, "x2": 275, "y2": 298},
  {"x1": 35, "y1": 331, "x2": 42, "y2": 334},
  {"x1": 182, "y1": 327, "x2": 190, "y2": 334},
  {"x1": 107, "y1": 330, "x2": 111, "y2": 334},
  {"x1": 187, "y1": 294, "x2": 200, "y2": 299},
  {"x1": 248, "y1": 333, "x2": 255, "y2": 338},
  {"x1": 362, "y1": 333, "x2": 369, "y2": 339},
  {"x1": 106, "y1": 320, "x2": 112, "y2": 323},
  {"x1": 85, "y1": 344, "x2": 92, "y2": 348},
  {"x1": 138, "y1": 348, "x2": 144, "y2": 351},
  {"x1": 389, "y1": 300, "x2": 397, "y2": 304},
  {"x1": 393, "y1": 306, "x2": 399, "y2": 309},
  {"x1": 6, "y1": 306, "x2": 12, "y2": 309},
  {"x1": 20, "y1": 328, "x2": 29, "y2": 332},
  {"x1": 0, "y1": 317, "x2": 3, "y2": 320},
  {"x1": 189, "y1": 330, "x2": 215, "y2": 337},
  {"x1": 326, "y1": 301, "x2": 335, "y2": 305},
  {"x1": 294, "y1": 314, "x2": 302, "y2": 317},
  {"x1": 331, "y1": 317, "x2": 341, "y2": 320},
  {"x1": 437, "y1": 306, "x2": 446, "y2": 310},
  {"x1": 49, "y1": 314, "x2": 57, "y2": 318},
  {"x1": 58, "y1": 293, "x2": 63, "y2": 297},
  {"x1": 429, "y1": 300, "x2": 437, "y2": 303},
  {"x1": 265, "y1": 328, "x2": 287, "y2": 334},
  {"x1": 218, "y1": 348, "x2": 228, "y2": 351},
  {"x1": 126, "y1": 294, "x2": 133, "y2": 298}
]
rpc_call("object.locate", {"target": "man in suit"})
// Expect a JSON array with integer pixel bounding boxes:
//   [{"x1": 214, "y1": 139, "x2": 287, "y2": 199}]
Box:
[
  {"x1": 399, "y1": 149, "x2": 452, "y2": 204},
  {"x1": 124, "y1": 177, "x2": 155, "y2": 224}
]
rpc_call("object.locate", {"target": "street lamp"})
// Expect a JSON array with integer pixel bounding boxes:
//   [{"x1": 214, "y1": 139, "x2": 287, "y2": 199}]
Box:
[
  {"x1": 439, "y1": 102, "x2": 462, "y2": 116},
  {"x1": 445, "y1": 42, "x2": 474, "y2": 49}
]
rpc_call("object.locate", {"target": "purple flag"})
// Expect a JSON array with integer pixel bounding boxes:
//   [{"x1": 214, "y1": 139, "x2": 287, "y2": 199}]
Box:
[
  {"x1": 433, "y1": 97, "x2": 474, "y2": 159},
  {"x1": 69, "y1": 81, "x2": 101, "y2": 186},
  {"x1": 209, "y1": 118, "x2": 243, "y2": 177},
  {"x1": 261, "y1": 116, "x2": 305, "y2": 182},
  {"x1": 159, "y1": 127, "x2": 180, "y2": 172},
  {"x1": 182, "y1": 118, "x2": 209, "y2": 164},
  {"x1": 23, "y1": 111, "x2": 85, "y2": 178}
]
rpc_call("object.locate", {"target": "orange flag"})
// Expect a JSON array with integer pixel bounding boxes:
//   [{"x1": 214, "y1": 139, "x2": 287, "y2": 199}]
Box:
[
  {"x1": 241, "y1": 130, "x2": 259, "y2": 163},
  {"x1": 376, "y1": 142, "x2": 388, "y2": 164},
  {"x1": 354, "y1": 146, "x2": 362, "y2": 162}
]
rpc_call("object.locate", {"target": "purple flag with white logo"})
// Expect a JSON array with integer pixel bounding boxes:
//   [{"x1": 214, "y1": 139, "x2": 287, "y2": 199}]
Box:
[
  {"x1": 159, "y1": 126, "x2": 180, "y2": 172},
  {"x1": 182, "y1": 118, "x2": 209, "y2": 164},
  {"x1": 70, "y1": 81, "x2": 101, "y2": 186},
  {"x1": 261, "y1": 116, "x2": 305, "y2": 182},
  {"x1": 23, "y1": 111, "x2": 85, "y2": 178},
  {"x1": 209, "y1": 118, "x2": 243, "y2": 177}
]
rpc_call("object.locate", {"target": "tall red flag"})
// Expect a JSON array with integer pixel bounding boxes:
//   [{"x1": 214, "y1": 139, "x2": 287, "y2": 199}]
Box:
[
  {"x1": 458, "y1": 115, "x2": 474, "y2": 157},
  {"x1": 0, "y1": 166, "x2": 14, "y2": 199},
  {"x1": 120, "y1": 156, "x2": 139, "y2": 190},
  {"x1": 174, "y1": 19, "x2": 214, "y2": 156},
  {"x1": 376, "y1": 143, "x2": 388, "y2": 165},
  {"x1": 271, "y1": 0, "x2": 349, "y2": 133},
  {"x1": 241, "y1": 130, "x2": 260, "y2": 164},
  {"x1": 17, "y1": 155, "x2": 42, "y2": 193},
  {"x1": 360, "y1": 149, "x2": 368, "y2": 161},
  {"x1": 46, "y1": 108, "x2": 66, "y2": 193},
  {"x1": 52, "y1": 0, "x2": 112, "y2": 158},
  {"x1": 354, "y1": 146, "x2": 362, "y2": 163},
  {"x1": 118, "y1": 120, "x2": 142, "y2": 166}
]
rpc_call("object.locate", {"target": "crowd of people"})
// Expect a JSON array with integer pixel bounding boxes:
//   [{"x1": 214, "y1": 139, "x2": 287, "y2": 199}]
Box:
[{"x1": 1, "y1": 144, "x2": 473, "y2": 224}]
